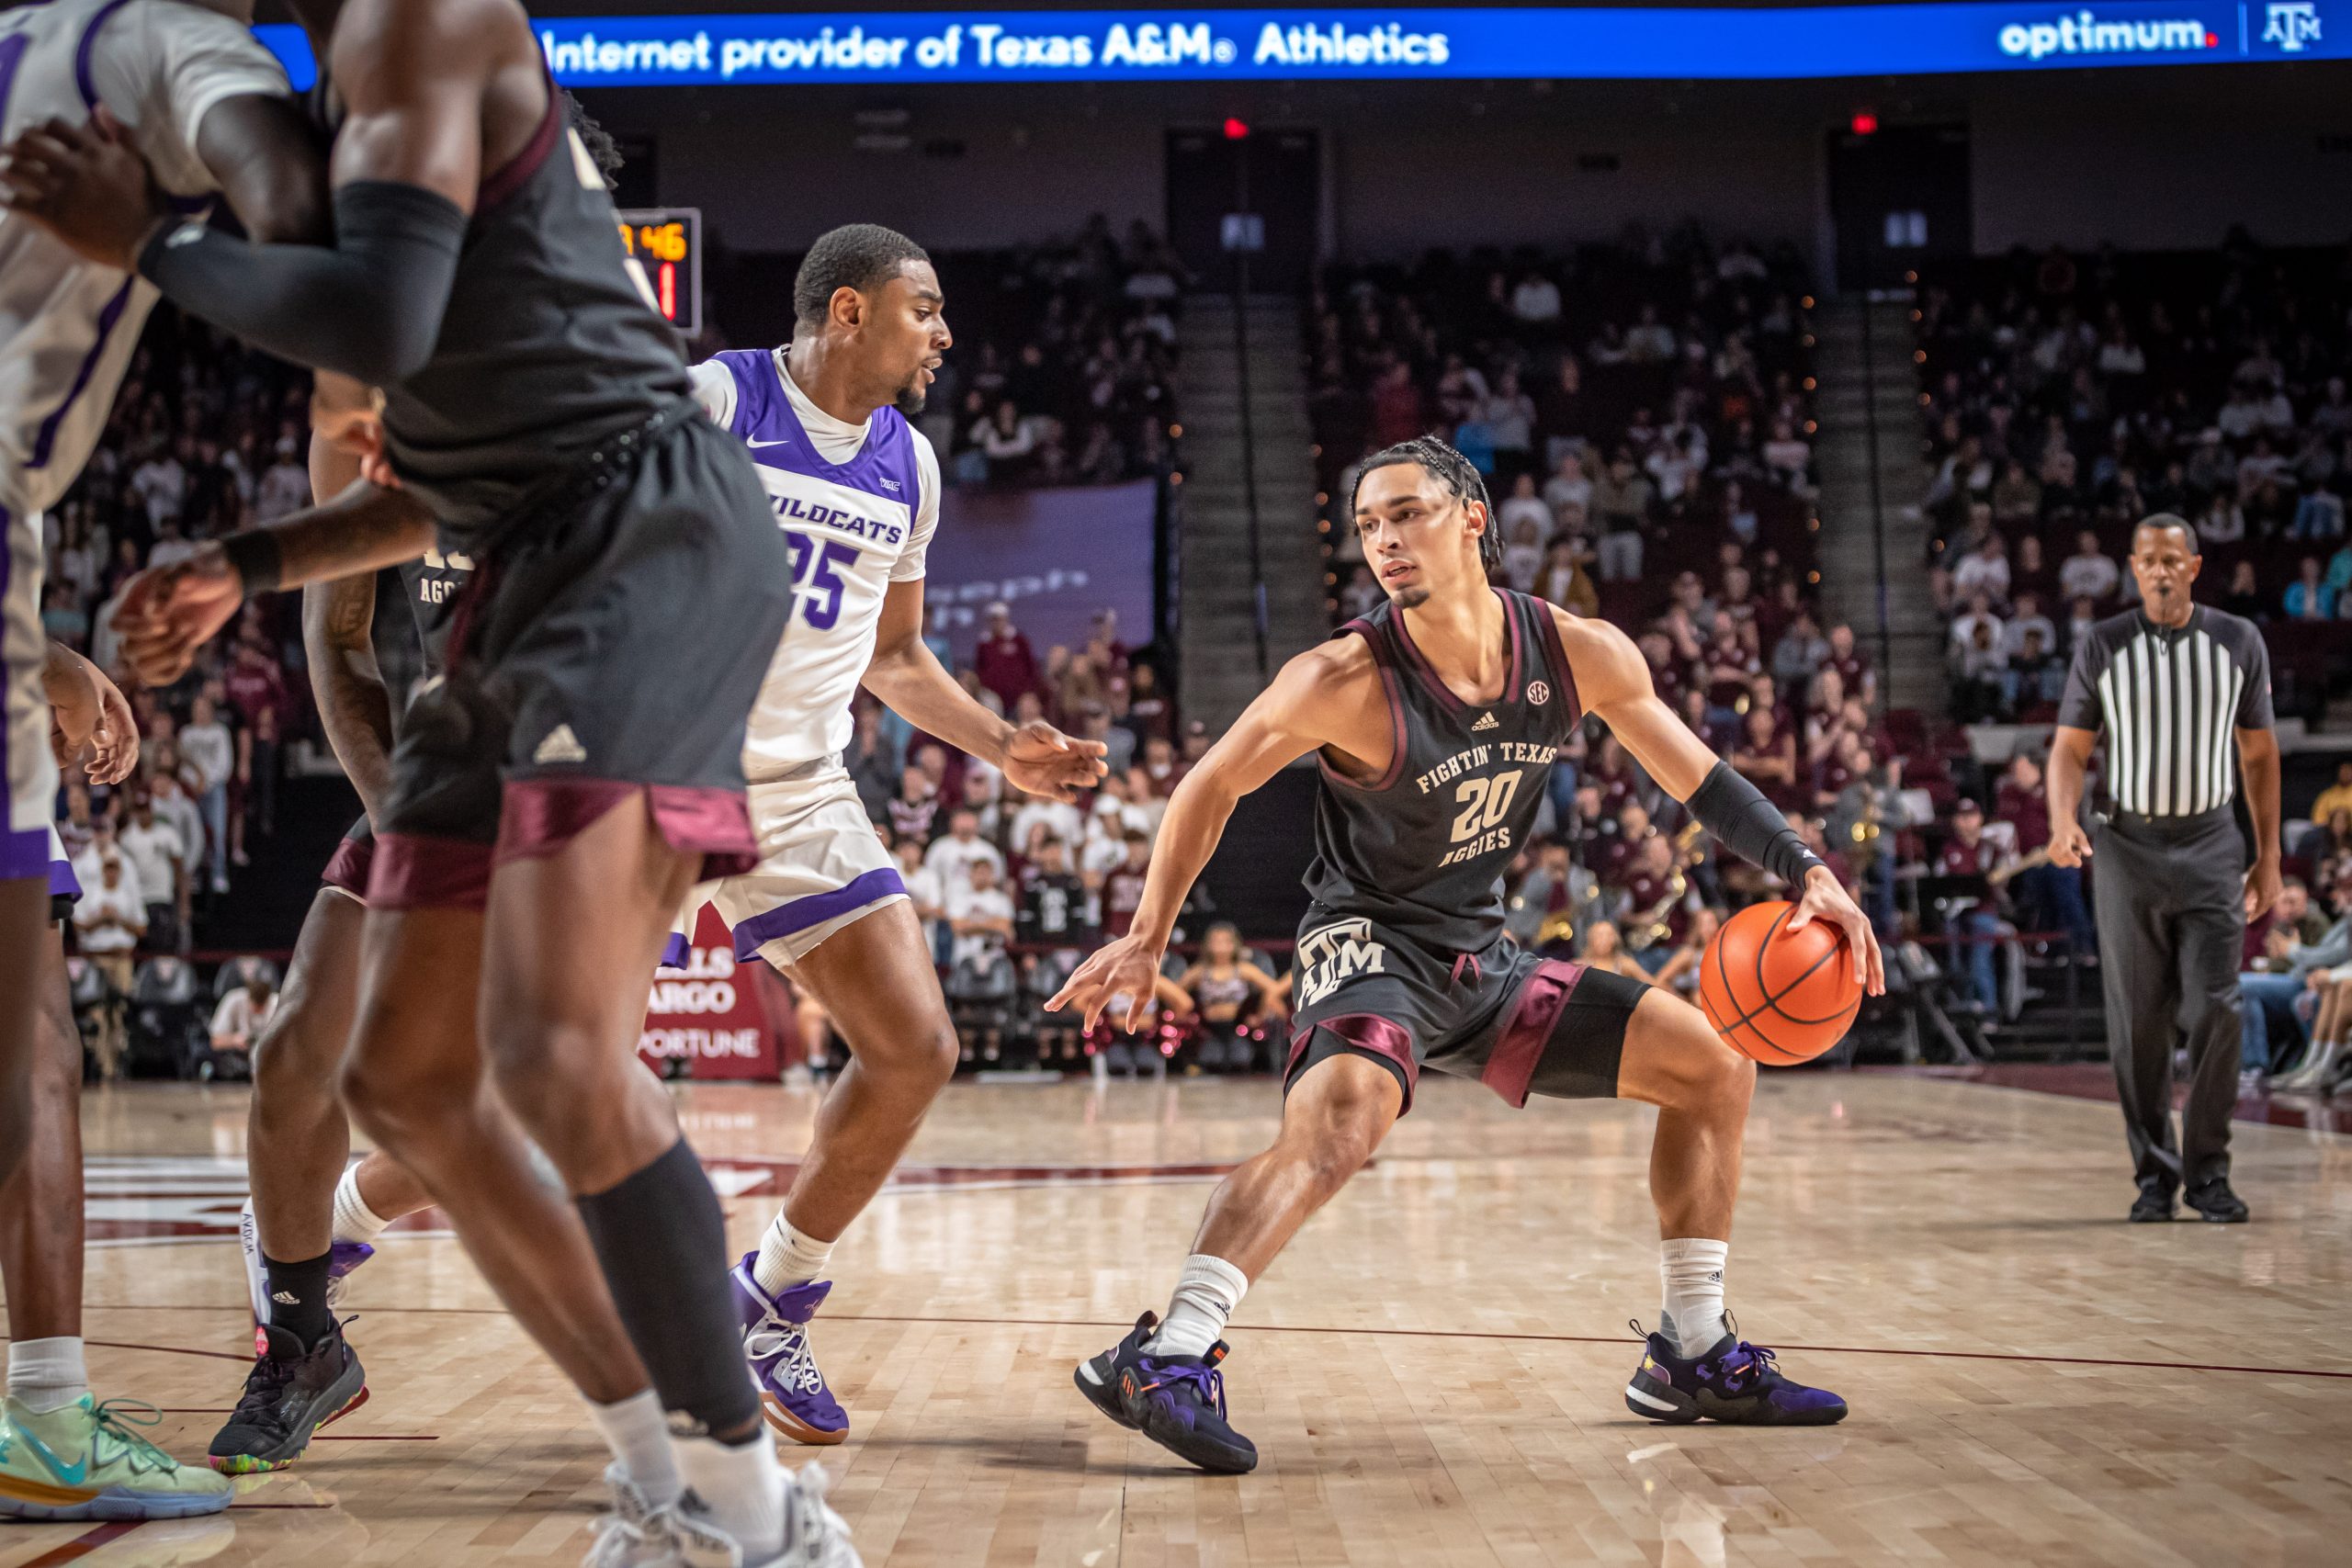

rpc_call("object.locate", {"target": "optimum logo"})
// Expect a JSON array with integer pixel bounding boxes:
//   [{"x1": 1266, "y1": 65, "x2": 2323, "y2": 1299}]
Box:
[{"x1": 1997, "y1": 10, "x2": 2219, "y2": 60}]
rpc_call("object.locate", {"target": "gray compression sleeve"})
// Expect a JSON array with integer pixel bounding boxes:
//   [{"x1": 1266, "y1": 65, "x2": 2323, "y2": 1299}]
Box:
[
  {"x1": 139, "y1": 180, "x2": 466, "y2": 387},
  {"x1": 1686, "y1": 760, "x2": 1827, "y2": 887}
]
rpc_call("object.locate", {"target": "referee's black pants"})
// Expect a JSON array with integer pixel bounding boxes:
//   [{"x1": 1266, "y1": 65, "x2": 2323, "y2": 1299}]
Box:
[{"x1": 2090, "y1": 808, "x2": 2245, "y2": 1191}]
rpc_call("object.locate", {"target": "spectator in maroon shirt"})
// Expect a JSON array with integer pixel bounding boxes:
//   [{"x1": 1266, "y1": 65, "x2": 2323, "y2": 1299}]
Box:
[
  {"x1": 974, "y1": 601, "x2": 1041, "y2": 711},
  {"x1": 1369, "y1": 359, "x2": 1426, "y2": 449},
  {"x1": 1824, "y1": 623, "x2": 1876, "y2": 705},
  {"x1": 1638, "y1": 629, "x2": 1689, "y2": 711},
  {"x1": 1732, "y1": 706, "x2": 1800, "y2": 810},
  {"x1": 1996, "y1": 753, "x2": 2096, "y2": 955},
  {"x1": 1587, "y1": 733, "x2": 1640, "y2": 817},
  {"x1": 1702, "y1": 611, "x2": 1761, "y2": 728},
  {"x1": 1102, "y1": 830, "x2": 1154, "y2": 937}
]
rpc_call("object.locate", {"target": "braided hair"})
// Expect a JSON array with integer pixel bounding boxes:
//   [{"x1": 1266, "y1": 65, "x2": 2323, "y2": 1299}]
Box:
[{"x1": 1347, "y1": 434, "x2": 1500, "y2": 574}]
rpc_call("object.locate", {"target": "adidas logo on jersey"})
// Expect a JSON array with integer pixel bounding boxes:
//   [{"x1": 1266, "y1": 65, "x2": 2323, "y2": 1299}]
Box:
[
  {"x1": 533, "y1": 726, "x2": 588, "y2": 765},
  {"x1": 1471, "y1": 710, "x2": 1498, "y2": 731}
]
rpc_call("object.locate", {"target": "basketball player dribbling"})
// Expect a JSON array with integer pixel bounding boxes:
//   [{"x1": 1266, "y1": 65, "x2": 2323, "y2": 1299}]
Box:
[
  {"x1": 1053, "y1": 437, "x2": 1883, "y2": 1472},
  {"x1": 7, "y1": 2, "x2": 854, "y2": 1560},
  {"x1": 675, "y1": 223, "x2": 1105, "y2": 1444}
]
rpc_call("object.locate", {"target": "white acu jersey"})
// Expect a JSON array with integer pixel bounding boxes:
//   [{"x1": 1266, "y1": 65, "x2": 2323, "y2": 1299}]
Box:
[
  {"x1": 689, "y1": 346, "x2": 940, "y2": 773},
  {"x1": 0, "y1": 0, "x2": 288, "y2": 516}
]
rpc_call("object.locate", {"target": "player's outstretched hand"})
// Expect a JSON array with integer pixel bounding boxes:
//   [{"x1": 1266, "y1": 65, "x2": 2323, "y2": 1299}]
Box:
[
  {"x1": 1047, "y1": 932, "x2": 1164, "y2": 1032},
  {"x1": 0, "y1": 108, "x2": 167, "y2": 271},
  {"x1": 1003, "y1": 720, "x2": 1109, "y2": 804},
  {"x1": 84, "y1": 662, "x2": 141, "y2": 785},
  {"x1": 115, "y1": 548, "x2": 244, "y2": 688},
  {"x1": 1784, "y1": 864, "x2": 1886, "y2": 996}
]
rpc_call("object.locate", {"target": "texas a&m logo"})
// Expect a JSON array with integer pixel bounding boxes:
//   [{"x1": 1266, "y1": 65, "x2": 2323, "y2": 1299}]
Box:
[{"x1": 1296, "y1": 918, "x2": 1387, "y2": 1007}]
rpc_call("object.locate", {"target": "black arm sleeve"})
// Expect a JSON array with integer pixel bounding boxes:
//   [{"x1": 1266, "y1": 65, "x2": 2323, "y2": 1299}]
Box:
[
  {"x1": 1687, "y1": 761, "x2": 1826, "y2": 888},
  {"x1": 138, "y1": 181, "x2": 467, "y2": 387}
]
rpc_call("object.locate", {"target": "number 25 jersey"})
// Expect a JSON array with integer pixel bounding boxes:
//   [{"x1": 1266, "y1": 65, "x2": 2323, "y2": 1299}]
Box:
[
  {"x1": 1306, "y1": 590, "x2": 1584, "y2": 956},
  {"x1": 689, "y1": 346, "x2": 941, "y2": 773}
]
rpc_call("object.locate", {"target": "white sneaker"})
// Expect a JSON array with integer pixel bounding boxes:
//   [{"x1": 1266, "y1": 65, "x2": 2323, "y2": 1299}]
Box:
[
  {"x1": 672, "y1": 1465, "x2": 860, "y2": 1568},
  {"x1": 584, "y1": 1463, "x2": 680, "y2": 1568},
  {"x1": 2275, "y1": 1038, "x2": 2342, "y2": 1092}
]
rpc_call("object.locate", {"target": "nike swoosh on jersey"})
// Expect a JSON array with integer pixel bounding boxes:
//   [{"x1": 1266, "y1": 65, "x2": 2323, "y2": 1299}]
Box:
[{"x1": 745, "y1": 437, "x2": 792, "y2": 449}]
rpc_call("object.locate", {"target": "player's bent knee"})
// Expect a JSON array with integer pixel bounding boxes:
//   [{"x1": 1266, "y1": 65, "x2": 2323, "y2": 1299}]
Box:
[{"x1": 1629, "y1": 990, "x2": 1756, "y2": 1112}]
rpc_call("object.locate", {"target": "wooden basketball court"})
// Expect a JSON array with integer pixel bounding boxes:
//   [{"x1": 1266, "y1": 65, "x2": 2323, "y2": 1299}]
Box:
[{"x1": 6, "y1": 1069, "x2": 2348, "y2": 1567}]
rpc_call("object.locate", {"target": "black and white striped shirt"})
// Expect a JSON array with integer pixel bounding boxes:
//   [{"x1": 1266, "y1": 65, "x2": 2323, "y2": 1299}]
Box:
[{"x1": 2057, "y1": 606, "x2": 2272, "y2": 818}]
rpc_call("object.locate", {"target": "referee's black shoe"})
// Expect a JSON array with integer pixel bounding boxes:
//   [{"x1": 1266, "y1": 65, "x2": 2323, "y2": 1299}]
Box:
[
  {"x1": 2185, "y1": 1177, "x2": 2250, "y2": 1224},
  {"x1": 2128, "y1": 1183, "x2": 2175, "y2": 1223}
]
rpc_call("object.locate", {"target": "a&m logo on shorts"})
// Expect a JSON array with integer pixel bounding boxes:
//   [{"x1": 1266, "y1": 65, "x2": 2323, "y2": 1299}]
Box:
[{"x1": 1296, "y1": 918, "x2": 1387, "y2": 1008}]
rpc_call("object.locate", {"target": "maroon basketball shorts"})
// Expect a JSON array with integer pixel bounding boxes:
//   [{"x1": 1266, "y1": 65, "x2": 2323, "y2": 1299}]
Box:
[
  {"x1": 367, "y1": 409, "x2": 792, "y2": 910},
  {"x1": 1283, "y1": 914, "x2": 1643, "y2": 1113}
]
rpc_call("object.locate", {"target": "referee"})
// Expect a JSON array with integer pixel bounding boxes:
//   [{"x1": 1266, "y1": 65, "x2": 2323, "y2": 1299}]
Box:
[{"x1": 2047, "y1": 516, "x2": 2280, "y2": 1224}]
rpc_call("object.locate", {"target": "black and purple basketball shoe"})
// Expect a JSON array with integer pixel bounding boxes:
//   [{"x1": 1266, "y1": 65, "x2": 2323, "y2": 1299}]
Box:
[
  {"x1": 1076, "y1": 1313, "x2": 1257, "y2": 1473},
  {"x1": 1623, "y1": 1323, "x2": 1848, "y2": 1425}
]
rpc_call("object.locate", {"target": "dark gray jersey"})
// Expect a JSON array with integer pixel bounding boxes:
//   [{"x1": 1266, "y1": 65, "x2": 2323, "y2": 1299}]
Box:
[
  {"x1": 2057, "y1": 604, "x2": 2271, "y2": 818},
  {"x1": 311, "y1": 73, "x2": 690, "y2": 551},
  {"x1": 1305, "y1": 590, "x2": 1584, "y2": 955}
]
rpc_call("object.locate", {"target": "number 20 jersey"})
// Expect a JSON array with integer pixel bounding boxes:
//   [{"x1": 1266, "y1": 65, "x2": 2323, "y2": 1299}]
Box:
[
  {"x1": 689, "y1": 346, "x2": 940, "y2": 773},
  {"x1": 1306, "y1": 590, "x2": 1584, "y2": 959}
]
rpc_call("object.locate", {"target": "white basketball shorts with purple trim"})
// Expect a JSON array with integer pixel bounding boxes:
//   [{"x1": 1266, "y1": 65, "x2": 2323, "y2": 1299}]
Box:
[
  {"x1": 4, "y1": 504, "x2": 62, "y2": 888},
  {"x1": 665, "y1": 754, "x2": 906, "y2": 972}
]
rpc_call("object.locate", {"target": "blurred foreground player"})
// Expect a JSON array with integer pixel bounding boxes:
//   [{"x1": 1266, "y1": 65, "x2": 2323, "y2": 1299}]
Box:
[
  {"x1": 6, "y1": 0, "x2": 853, "y2": 1560},
  {"x1": 0, "y1": 652, "x2": 227, "y2": 1520},
  {"x1": 1, "y1": 0, "x2": 319, "y2": 1518},
  {"x1": 678, "y1": 224, "x2": 1104, "y2": 1444},
  {"x1": 1054, "y1": 437, "x2": 1881, "y2": 1472},
  {"x1": 213, "y1": 102, "x2": 628, "y2": 1481},
  {"x1": 0, "y1": 0, "x2": 311, "y2": 1190}
]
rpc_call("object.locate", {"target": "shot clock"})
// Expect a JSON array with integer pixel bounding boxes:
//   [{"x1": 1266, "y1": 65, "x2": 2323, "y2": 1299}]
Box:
[{"x1": 616, "y1": 208, "x2": 703, "y2": 336}]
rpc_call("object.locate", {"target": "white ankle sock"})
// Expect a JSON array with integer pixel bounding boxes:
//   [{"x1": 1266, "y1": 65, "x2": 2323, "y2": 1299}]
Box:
[
  {"x1": 332, "y1": 1165, "x2": 391, "y2": 1247},
  {"x1": 6, "y1": 1337, "x2": 88, "y2": 1414},
  {"x1": 1658, "y1": 1238, "x2": 1729, "y2": 1356},
  {"x1": 1144, "y1": 1255, "x2": 1250, "y2": 1359},
  {"x1": 586, "y1": 1388, "x2": 680, "y2": 1508},
  {"x1": 673, "y1": 1430, "x2": 785, "y2": 1558},
  {"x1": 752, "y1": 1214, "x2": 835, "y2": 1297}
]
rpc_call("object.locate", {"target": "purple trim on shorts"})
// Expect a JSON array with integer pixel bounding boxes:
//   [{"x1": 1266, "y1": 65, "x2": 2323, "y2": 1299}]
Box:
[
  {"x1": 322, "y1": 834, "x2": 373, "y2": 899},
  {"x1": 50, "y1": 856, "x2": 81, "y2": 898},
  {"x1": 1, "y1": 501, "x2": 44, "y2": 883},
  {"x1": 367, "y1": 832, "x2": 492, "y2": 911},
  {"x1": 476, "y1": 72, "x2": 562, "y2": 209},
  {"x1": 729, "y1": 867, "x2": 907, "y2": 961},
  {"x1": 27, "y1": 278, "x2": 133, "y2": 472},
  {"x1": 1288, "y1": 1012, "x2": 1419, "y2": 1114},
  {"x1": 1481, "y1": 958, "x2": 1589, "y2": 1110},
  {"x1": 493, "y1": 779, "x2": 761, "y2": 881},
  {"x1": 660, "y1": 931, "x2": 691, "y2": 969}
]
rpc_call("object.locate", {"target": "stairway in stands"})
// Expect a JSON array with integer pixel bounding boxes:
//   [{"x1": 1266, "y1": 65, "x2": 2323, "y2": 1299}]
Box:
[
  {"x1": 1171, "y1": 293, "x2": 1327, "y2": 733},
  {"x1": 1812, "y1": 294, "x2": 1945, "y2": 714}
]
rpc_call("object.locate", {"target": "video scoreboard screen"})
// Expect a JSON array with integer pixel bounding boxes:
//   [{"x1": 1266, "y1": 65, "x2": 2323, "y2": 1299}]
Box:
[{"x1": 616, "y1": 208, "x2": 703, "y2": 336}]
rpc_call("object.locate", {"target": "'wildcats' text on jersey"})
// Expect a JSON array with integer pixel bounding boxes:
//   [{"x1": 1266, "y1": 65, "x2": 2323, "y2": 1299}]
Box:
[{"x1": 689, "y1": 346, "x2": 942, "y2": 773}]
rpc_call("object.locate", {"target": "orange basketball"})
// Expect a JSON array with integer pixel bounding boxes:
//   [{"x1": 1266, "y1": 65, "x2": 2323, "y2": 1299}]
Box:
[{"x1": 1696, "y1": 899, "x2": 1860, "y2": 1065}]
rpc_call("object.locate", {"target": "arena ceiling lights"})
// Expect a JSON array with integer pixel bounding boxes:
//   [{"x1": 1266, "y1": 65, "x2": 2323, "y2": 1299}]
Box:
[{"x1": 254, "y1": 4, "x2": 2346, "y2": 87}]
